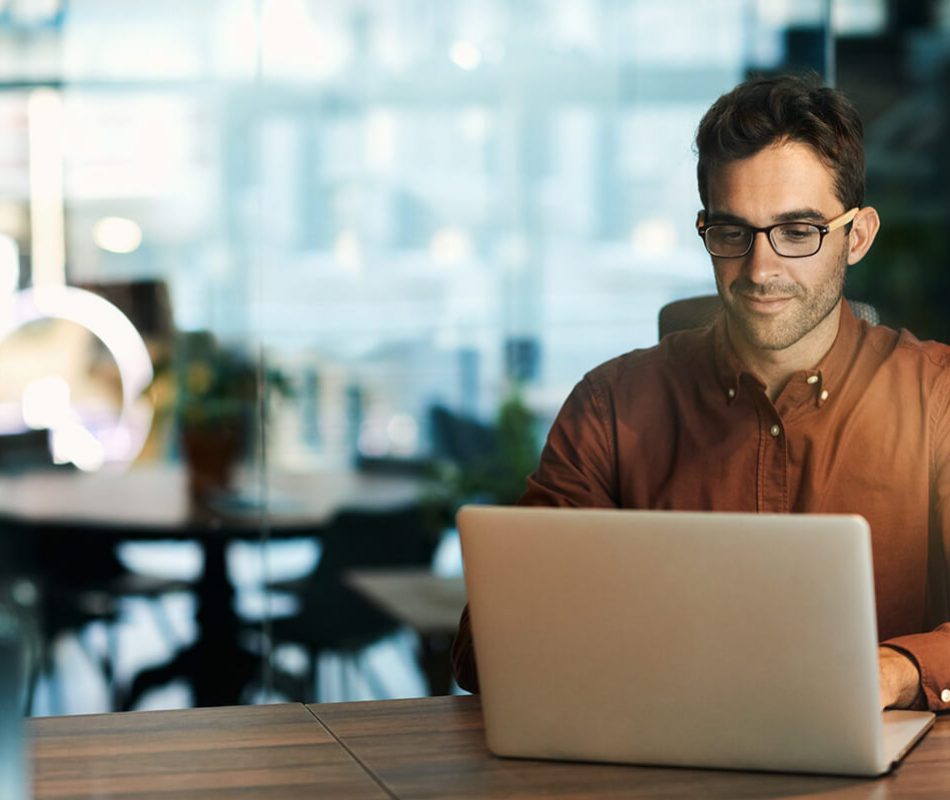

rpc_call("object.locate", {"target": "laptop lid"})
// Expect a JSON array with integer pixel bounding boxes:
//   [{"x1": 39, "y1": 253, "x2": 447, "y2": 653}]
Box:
[{"x1": 459, "y1": 505, "x2": 934, "y2": 777}]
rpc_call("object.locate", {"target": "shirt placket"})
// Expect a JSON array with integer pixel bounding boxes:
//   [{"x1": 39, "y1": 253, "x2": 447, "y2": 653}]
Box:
[{"x1": 754, "y1": 394, "x2": 788, "y2": 512}]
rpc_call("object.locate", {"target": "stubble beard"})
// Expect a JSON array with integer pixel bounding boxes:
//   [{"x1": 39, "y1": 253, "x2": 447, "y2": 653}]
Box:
[{"x1": 716, "y1": 245, "x2": 849, "y2": 352}]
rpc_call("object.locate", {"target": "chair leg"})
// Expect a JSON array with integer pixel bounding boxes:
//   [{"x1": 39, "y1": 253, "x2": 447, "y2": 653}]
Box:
[
  {"x1": 23, "y1": 635, "x2": 45, "y2": 717},
  {"x1": 77, "y1": 622, "x2": 115, "y2": 692},
  {"x1": 309, "y1": 650, "x2": 320, "y2": 704},
  {"x1": 106, "y1": 620, "x2": 122, "y2": 710},
  {"x1": 253, "y1": 642, "x2": 313, "y2": 703},
  {"x1": 46, "y1": 639, "x2": 65, "y2": 715},
  {"x1": 121, "y1": 656, "x2": 183, "y2": 711},
  {"x1": 145, "y1": 597, "x2": 181, "y2": 648}
]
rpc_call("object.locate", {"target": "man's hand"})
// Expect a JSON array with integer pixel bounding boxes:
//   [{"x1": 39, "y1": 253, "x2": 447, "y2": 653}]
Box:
[{"x1": 879, "y1": 646, "x2": 920, "y2": 709}]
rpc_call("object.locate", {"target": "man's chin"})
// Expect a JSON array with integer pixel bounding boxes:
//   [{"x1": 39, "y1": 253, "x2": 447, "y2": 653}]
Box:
[
  {"x1": 724, "y1": 306, "x2": 801, "y2": 351},
  {"x1": 744, "y1": 331, "x2": 797, "y2": 351}
]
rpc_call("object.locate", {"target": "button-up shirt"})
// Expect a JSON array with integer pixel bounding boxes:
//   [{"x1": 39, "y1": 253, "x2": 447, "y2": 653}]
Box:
[{"x1": 452, "y1": 302, "x2": 950, "y2": 710}]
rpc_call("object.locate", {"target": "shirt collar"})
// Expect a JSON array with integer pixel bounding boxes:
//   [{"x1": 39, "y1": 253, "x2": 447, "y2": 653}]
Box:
[{"x1": 713, "y1": 299, "x2": 862, "y2": 406}]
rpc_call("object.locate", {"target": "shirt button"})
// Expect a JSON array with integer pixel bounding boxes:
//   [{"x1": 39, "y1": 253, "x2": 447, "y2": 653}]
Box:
[
  {"x1": 769, "y1": 424, "x2": 781, "y2": 438},
  {"x1": 941, "y1": 689, "x2": 950, "y2": 703},
  {"x1": 727, "y1": 388, "x2": 736, "y2": 399},
  {"x1": 806, "y1": 375, "x2": 819, "y2": 385},
  {"x1": 820, "y1": 389, "x2": 829, "y2": 401}
]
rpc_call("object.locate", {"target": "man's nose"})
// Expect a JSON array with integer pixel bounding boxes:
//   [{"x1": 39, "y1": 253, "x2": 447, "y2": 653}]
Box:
[{"x1": 743, "y1": 231, "x2": 784, "y2": 284}]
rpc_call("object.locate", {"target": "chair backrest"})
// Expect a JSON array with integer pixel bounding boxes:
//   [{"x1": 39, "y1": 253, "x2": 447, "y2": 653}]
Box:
[
  {"x1": 658, "y1": 294, "x2": 879, "y2": 339},
  {"x1": 315, "y1": 503, "x2": 439, "y2": 578},
  {"x1": 429, "y1": 404, "x2": 498, "y2": 467},
  {"x1": 299, "y1": 503, "x2": 440, "y2": 648}
]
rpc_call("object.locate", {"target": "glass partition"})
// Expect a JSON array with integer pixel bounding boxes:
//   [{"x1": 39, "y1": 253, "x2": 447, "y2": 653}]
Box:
[{"x1": 0, "y1": 0, "x2": 843, "y2": 712}]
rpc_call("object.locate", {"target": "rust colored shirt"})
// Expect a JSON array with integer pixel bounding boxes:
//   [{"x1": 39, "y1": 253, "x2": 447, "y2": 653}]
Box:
[{"x1": 452, "y1": 302, "x2": 950, "y2": 710}]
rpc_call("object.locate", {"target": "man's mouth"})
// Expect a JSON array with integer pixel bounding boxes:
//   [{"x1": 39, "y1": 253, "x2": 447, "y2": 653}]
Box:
[{"x1": 737, "y1": 293, "x2": 794, "y2": 313}]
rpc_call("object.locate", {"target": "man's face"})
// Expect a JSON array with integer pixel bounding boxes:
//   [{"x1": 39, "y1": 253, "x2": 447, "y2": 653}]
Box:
[{"x1": 705, "y1": 140, "x2": 851, "y2": 353}]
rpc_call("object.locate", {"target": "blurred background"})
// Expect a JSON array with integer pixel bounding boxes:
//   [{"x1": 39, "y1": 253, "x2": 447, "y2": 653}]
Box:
[{"x1": 0, "y1": 0, "x2": 947, "y2": 715}]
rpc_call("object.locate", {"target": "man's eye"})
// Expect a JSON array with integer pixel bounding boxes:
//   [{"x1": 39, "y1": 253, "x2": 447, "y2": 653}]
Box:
[
  {"x1": 717, "y1": 227, "x2": 747, "y2": 241},
  {"x1": 777, "y1": 225, "x2": 816, "y2": 241}
]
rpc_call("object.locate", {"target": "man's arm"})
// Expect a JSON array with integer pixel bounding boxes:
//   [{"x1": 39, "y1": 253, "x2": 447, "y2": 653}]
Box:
[
  {"x1": 451, "y1": 604, "x2": 479, "y2": 693},
  {"x1": 877, "y1": 628, "x2": 950, "y2": 710},
  {"x1": 518, "y1": 375, "x2": 619, "y2": 508},
  {"x1": 877, "y1": 375, "x2": 950, "y2": 711},
  {"x1": 878, "y1": 645, "x2": 922, "y2": 709},
  {"x1": 450, "y1": 376, "x2": 619, "y2": 692}
]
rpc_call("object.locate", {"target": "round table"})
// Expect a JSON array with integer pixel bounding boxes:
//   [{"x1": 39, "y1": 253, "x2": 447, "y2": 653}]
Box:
[{"x1": 0, "y1": 463, "x2": 433, "y2": 707}]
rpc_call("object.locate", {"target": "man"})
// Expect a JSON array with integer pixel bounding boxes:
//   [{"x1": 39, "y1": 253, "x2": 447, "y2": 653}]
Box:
[{"x1": 451, "y1": 74, "x2": 950, "y2": 711}]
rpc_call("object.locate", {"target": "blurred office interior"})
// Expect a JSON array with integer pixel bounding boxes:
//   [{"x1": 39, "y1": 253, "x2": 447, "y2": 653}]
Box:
[{"x1": 0, "y1": 0, "x2": 947, "y2": 715}]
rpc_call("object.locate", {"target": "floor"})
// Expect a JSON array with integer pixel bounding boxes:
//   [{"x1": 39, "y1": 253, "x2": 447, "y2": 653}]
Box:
[{"x1": 28, "y1": 532, "x2": 464, "y2": 716}]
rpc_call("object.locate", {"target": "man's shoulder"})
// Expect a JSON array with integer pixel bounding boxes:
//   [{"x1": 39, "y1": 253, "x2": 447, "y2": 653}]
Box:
[
  {"x1": 858, "y1": 323, "x2": 950, "y2": 406},
  {"x1": 882, "y1": 324, "x2": 950, "y2": 370}
]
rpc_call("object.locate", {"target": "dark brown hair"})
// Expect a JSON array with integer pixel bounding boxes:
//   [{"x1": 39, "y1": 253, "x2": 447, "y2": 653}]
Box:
[{"x1": 695, "y1": 74, "x2": 865, "y2": 211}]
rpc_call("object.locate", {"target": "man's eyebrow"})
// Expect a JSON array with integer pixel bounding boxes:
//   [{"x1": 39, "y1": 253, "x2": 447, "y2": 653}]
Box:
[
  {"x1": 772, "y1": 208, "x2": 826, "y2": 223},
  {"x1": 703, "y1": 208, "x2": 828, "y2": 225}
]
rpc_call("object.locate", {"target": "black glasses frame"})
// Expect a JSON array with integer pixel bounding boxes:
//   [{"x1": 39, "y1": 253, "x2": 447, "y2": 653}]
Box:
[{"x1": 696, "y1": 207, "x2": 859, "y2": 258}]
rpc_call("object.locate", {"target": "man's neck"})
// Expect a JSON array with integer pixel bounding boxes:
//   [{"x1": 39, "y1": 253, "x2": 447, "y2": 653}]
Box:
[{"x1": 726, "y1": 302, "x2": 843, "y2": 403}]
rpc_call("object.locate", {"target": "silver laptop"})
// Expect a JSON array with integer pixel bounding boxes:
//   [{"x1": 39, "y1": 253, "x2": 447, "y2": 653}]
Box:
[{"x1": 458, "y1": 505, "x2": 935, "y2": 777}]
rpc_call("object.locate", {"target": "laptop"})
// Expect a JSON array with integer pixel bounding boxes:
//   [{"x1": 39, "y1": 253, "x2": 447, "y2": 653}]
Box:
[{"x1": 458, "y1": 505, "x2": 935, "y2": 777}]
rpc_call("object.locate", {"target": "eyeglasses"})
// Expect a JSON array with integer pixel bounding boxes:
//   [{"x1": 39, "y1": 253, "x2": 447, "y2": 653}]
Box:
[{"x1": 697, "y1": 207, "x2": 859, "y2": 258}]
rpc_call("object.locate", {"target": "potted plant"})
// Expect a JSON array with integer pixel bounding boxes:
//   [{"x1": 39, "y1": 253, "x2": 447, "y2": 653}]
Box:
[
  {"x1": 173, "y1": 330, "x2": 291, "y2": 501},
  {"x1": 436, "y1": 388, "x2": 540, "y2": 509}
]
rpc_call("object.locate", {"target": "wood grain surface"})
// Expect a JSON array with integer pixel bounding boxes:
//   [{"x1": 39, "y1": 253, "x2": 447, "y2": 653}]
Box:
[
  {"x1": 30, "y1": 704, "x2": 387, "y2": 800},
  {"x1": 309, "y1": 695, "x2": 950, "y2": 799},
  {"x1": 27, "y1": 696, "x2": 950, "y2": 799}
]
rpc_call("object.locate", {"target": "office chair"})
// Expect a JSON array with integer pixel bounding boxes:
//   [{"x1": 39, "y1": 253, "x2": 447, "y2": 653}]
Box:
[
  {"x1": 34, "y1": 528, "x2": 194, "y2": 709},
  {"x1": 260, "y1": 503, "x2": 441, "y2": 703},
  {"x1": 658, "y1": 294, "x2": 879, "y2": 339}
]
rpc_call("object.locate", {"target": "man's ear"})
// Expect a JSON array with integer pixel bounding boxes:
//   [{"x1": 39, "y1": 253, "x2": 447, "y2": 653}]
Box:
[{"x1": 847, "y1": 206, "x2": 880, "y2": 265}]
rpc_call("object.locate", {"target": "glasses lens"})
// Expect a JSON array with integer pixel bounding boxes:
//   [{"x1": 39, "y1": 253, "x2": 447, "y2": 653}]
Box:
[
  {"x1": 704, "y1": 225, "x2": 751, "y2": 257},
  {"x1": 770, "y1": 223, "x2": 821, "y2": 257}
]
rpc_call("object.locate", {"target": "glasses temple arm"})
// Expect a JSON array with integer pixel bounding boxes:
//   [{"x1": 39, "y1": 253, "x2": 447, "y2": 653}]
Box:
[{"x1": 825, "y1": 207, "x2": 860, "y2": 232}]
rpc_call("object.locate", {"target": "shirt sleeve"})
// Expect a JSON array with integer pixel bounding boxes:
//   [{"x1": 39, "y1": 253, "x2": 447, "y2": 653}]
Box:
[
  {"x1": 881, "y1": 370, "x2": 950, "y2": 711},
  {"x1": 519, "y1": 374, "x2": 620, "y2": 508},
  {"x1": 451, "y1": 603, "x2": 479, "y2": 693},
  {"x1": 450, "y1": 376, "x2": 619, "y2": 693},
  {"x1": 881, "y1": 628, "x2": 950, "y2": 710}
]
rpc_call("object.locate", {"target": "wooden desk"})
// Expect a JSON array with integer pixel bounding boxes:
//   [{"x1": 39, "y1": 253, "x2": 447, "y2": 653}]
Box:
[
  {"x1": 30, "y1": 704, "x2": 386, "y2": 799},
  {"x1": 344, "y1": 568, "x2": 466, "y2": 695},
  {"x1": 309, "y1": 696, "x2": 950, "y2": 799},
  {"x1": 30, "y1": 697, "x2": 950, "y2": 798}
]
